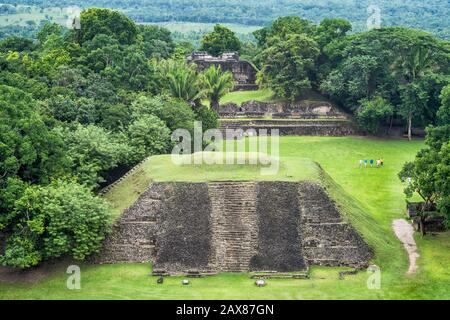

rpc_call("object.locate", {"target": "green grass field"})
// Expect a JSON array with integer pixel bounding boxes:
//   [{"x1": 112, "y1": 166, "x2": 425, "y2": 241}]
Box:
[
  {"x1": 1, "y1": 136, "x2": 449, "y2": 300},
  {"x1": 0, "y1": 6, "x2": 69, "y2": 27}
]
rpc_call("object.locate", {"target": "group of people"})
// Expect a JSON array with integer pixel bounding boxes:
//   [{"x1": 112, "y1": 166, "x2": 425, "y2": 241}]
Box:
[{"x1": 359, "y1": 159, "x2": 384, "y2": 168}]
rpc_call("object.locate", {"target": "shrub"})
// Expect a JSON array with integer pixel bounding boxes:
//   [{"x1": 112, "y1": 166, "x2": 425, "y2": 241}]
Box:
[
  {"x1": 55, "y1": 124, "x2": 131, "y2": 189},
  {"x1": 0, "y1": 180, "x2": 111, "y2": 268},
  {"x1": 194, "y1": 104, "x2": 219, "y2": 132},
  {"x1": 356, "y1": 97, "x2": 394, "y2": 134},
  {"x1": 126, "y1": 115, "x2": 171, "y2": 163},
  {"x1": 131, "y1": 95, "x2": 196, "y2": 132}
]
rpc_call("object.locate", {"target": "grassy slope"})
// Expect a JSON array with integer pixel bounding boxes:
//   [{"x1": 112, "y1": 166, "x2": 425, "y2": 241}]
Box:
[{"x1": 2, "y1": 136, "x2": 449, "y2": 299}]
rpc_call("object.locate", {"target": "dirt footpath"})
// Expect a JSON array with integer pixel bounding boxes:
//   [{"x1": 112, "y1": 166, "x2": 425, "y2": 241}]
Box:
[{"x1": 392, "y1": 219, "x2": 419, "y2": 274}]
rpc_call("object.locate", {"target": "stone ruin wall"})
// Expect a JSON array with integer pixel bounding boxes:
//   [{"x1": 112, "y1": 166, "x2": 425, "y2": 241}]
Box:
[
  {"x1": 218, "y1": 100, "x2": 359, "y2": 137},
  {"x1": 95, "y1": 182, "x2": 373, "y2": 273},
  {"x1": 219, "y1": 100, "x2": 348, "y2": 119},
  {"x1": 219, "y1": 121, "x2": 358, "y2": 137}
]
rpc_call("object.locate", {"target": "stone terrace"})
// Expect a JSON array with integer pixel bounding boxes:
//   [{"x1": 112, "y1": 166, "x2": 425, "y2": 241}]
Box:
[{"x1": 218, "y1": 100, "x2": 359, "y2": 137}]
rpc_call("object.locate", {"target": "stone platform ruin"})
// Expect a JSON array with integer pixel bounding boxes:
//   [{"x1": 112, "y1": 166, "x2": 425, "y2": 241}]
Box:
[
  {"x1": 96, "y1": 181, "x2": 372, "y2": 274},
  {"x1": 218, "y1": 100, "x2": 359, "y2": 137}
]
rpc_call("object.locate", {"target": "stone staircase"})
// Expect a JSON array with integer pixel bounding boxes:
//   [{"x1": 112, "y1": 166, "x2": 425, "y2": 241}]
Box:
[
  {"x1": 298, "y1": 182, "x2": 372, "y2": 268},
  {"x1": 208, "y1": 182, "x2": 258, "y2": 272}
]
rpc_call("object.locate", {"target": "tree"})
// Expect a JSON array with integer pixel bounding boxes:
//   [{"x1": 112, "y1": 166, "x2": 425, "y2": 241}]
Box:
[
  {"x1": 437, "y1": 84, "x2": 450, "y2": 125},
  {"x1": 398, "y1": 152, "x2": 438, "y2": 236},
  {"x1": 194, "y1": 104, "x2": 219, "y2": 132},
  {"x1": 172, "y1": 41, "x2": 195, "y2": 60},
  {"x1": 159, "y1": 60, "x2": 204, "y2": 105},
  {"x1": 83, "y1": 34, "x2": 122, "y2": 72},
  {"x1": 392, "y1": 46, "x2": 436, "y2": 140},
  {"x1": 138, "y1": 25, "x2": 175, "y2": 59},
  {"x1": 200, "y1": 24, "x2": 241, "y2": 56},
  {"x1": 254, "y1": 16, "x2": 316, "y2": 47},
  {"x1": 398, "y1": 82, "x2": 429, "y2": 141},
  {"x1": 398, "y1": 86, "x2": 450, "y2": 233},
  {"x1": 77, "y1": 8, "x2": 138, "y2": 45},
  {"x1": 259, "y1": 33, "x2": 320, "y2": 101},
  {"x1": 436, "y1": 142, "x2": 450, "y2": 228},
  {"x1": 46, "y1": 96, "x2": 99, "y2": 125},
  {"x1": 0, "y1": 36, "x2": 35, "y2": 52},
  {"x1": 0, "y1": 85, "x2": 66, "y2": 184},
  {"x1": 55, "y1": 124, "x2": 131, "y2": 189},
  {"x1": 126, "y1": 115, "x2": 171, "y2": 163},
  {"x1": 315, "y1": 18, "x2": 352, "y2": 48},
  {"x1": 392, "y1": 46, "x2": 435, "y2": 84},
  {"x1": 321, "y1": 55, "x2": 379, "y2": 109},
  {"x1": 356, "y1": 96, "x2": 394, "y2": 134},
  {"x1": 1, "y1": 180, "x2": 111, "y2": 268},
  {"x1": 37, "y1": 22, "x2": 64, "y2": 45},
  {"x1": 102, "y1": 45, "x2": 155, "y2": 91},
  {"x1": 200, "y1": 65, "x2": 234, "y2": 112},
  {"x1": 320, "y1": 27, "x2": 448, "y2": 134},
  {"x1": 130, "y1": 95, "x2": 196, "y2": 132}
]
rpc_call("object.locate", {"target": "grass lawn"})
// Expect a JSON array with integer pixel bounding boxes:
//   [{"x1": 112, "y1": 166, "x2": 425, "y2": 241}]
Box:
[
  {"x1": 1, "y1": 136, "x2": 449, "y2": 299},
  {"x1": 219, "y1": 88, "x2": 331, "y2": 106},
  {"x1": 219, "y1": 89, "x2": 277, "y2": 105}
]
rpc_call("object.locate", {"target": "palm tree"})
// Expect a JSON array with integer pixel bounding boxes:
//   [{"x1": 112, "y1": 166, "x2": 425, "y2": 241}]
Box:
[
  {"x1": 393, "y1": 46, "x2": 433, "y2": 84},
  {"x1": 161, "y1": 60, "x2": 205, "y2": 106},
  {"x1": 200, "y1": 65, "x2": 235, "y2": 113},
  {"x1": 391, "y1": 46, "x2": 435, "y2": 140}
]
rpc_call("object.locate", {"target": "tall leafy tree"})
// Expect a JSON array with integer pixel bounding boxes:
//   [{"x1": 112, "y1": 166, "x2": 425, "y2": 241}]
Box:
[
  {"x1": 398, "y1": 82, "x2": 429, "y2": 141},
  {"x1": 138, "y1": 25, "x2": 175, "y2": 59},
  {"x1": 392, "y1": 46, "x2": 437, "y2": 140},
  {"x1": 259, "y1": 33, "x2": 320, "y2": 101},
  {"x1": 77, "y1": 8, "x2": 138, "y2": 45},
  {"x1": 0, "y1": 85, "x2": 66, "y2": 184},
  {"x1": 254, "y1": 16, "x2": 316, "y2": 47},
  {"x1": 320, "y1": 55, "x2": 379, "y2": 109},
  {"x1": 399, "y1": 86, "x2": 450, "y2": 233},
  {"x1": 54, "y1": 124, "x2": 131, "y2": 189},
  {"x1": 126, "y1": 115, "x2": 171, "y2": 163},
  {"x1": 200, "y1": 24, "x2": 241, "y2": 56}
]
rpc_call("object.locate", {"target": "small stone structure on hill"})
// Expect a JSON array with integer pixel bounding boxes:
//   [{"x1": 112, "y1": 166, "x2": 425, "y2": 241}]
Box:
[
  {"x1": 95, "y1": 181, "x2": 373, "y2": 274},
  {"x1": 187, "y1": 52, "x2": 258, "y2": 91}
]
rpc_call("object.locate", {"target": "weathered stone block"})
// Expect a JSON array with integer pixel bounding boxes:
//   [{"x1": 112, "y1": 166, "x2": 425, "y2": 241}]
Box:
[
  {"x1": 251, "y1": 182, "x2": 307, "y2": 272},
  {"x1": 154, "y1": 183, "x2": 212, "y2": 273}
]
